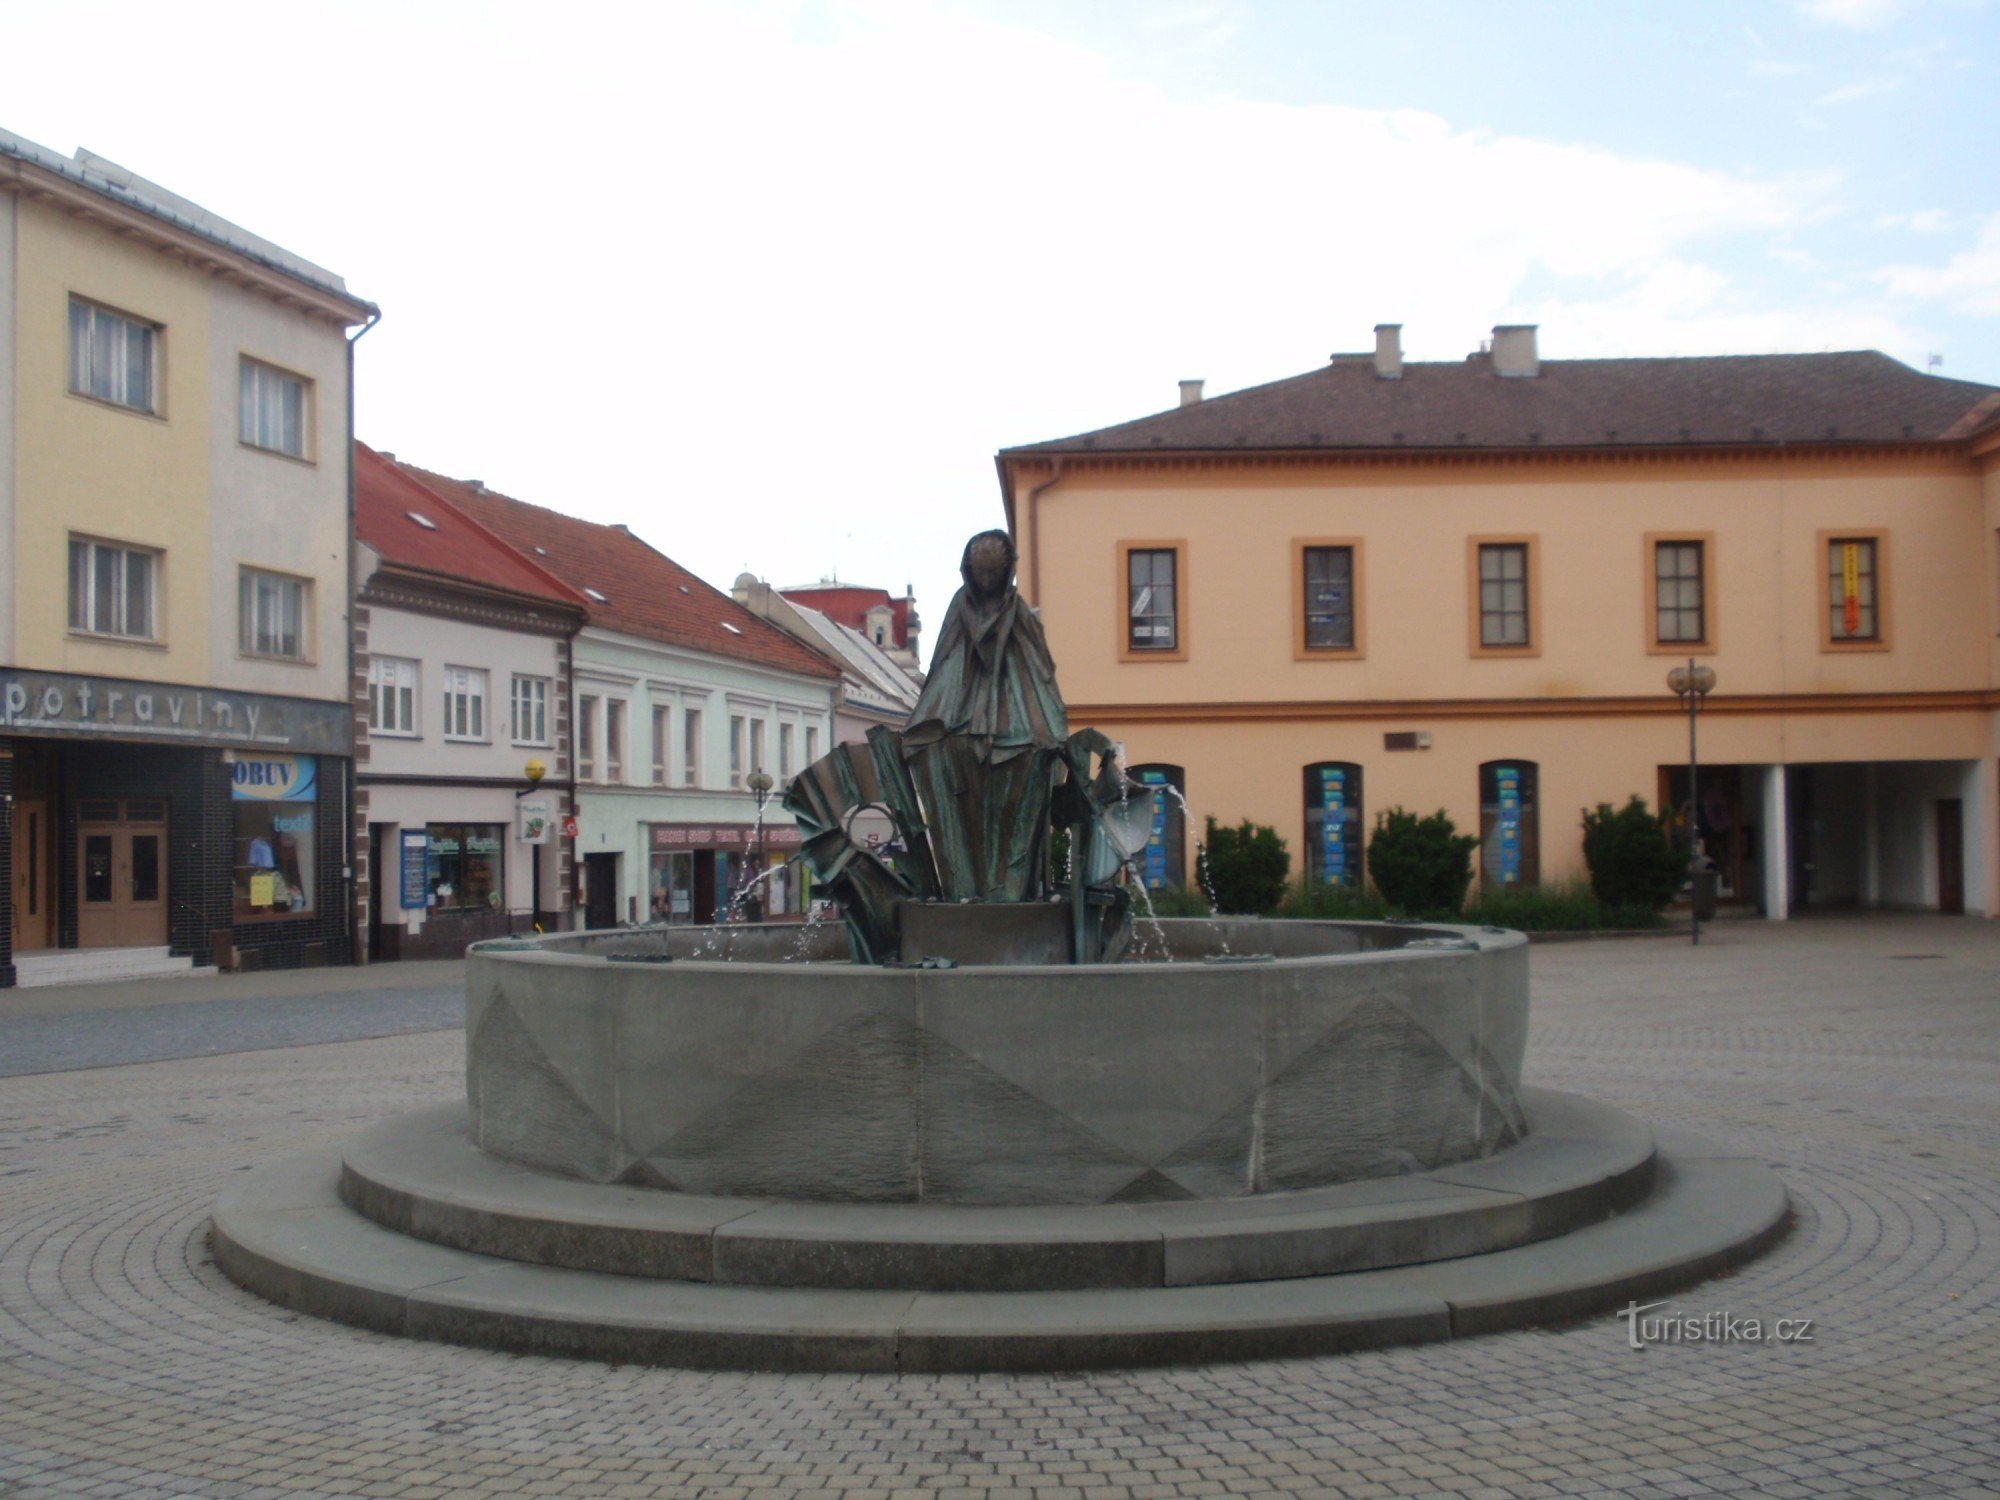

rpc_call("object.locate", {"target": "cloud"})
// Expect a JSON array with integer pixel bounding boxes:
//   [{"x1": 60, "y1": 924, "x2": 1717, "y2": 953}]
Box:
[
  {"x1": 1750, "y1": 58, "x2": 1812, "y2": 77},
  {"x1": 1875, "y1": 209, "x2": 1952, "y2": 233},
  {"x1": 1796, "y1": 0, "x2": 1908, "y2": 27},
  {"x1": 1877, "y1": 215, "x2": 2000, "y2": 313},
  {"x1": 1815, "y1": 76, "x2": 1903, "y2": 104}
]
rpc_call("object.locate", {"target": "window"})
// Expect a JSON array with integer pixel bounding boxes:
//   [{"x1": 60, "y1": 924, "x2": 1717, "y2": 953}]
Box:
[
  {"x1": 1472, "y1": 539, "x2": 1536, "y2": 653},
  {"x1": 750, "y1": 719, "x2": 766, "y2": 776},
  {"x1": 1479, "y1": 761, "x2": 1539, "y2": 888},
  {"x1": 369, "y1": 657, "x2": 419, "y2": 736},
  {"x1": 1825, "y1": 534, "x2": 1885, "y2": 646},
  {"x1": 578, "y1": 694, "x2": 599, "y2": 780},
  {"x1": 232, "y1": 754, "x2": 318, "y2": 920},
  {"x1": 652, "y1": 707, "x2": 670, "y2": 786},
  {"x1": 238, "y1": 568, "x2": 309, "y2": 660},
  {"x1": 425, "y1": 824, "x2": 504, "y2": 912},
  {"x1": 1296, "y1": 541, "x2": 1362, "y2": 655},
  {"x1": 67, "y1": 537, "x2": 157, "y2": 641},
  {"x1": 1304, "y1": 763, "x2": 1364, "y2": 886},
  {"x1": 780, "y1": 723, "x2": 795, "y2": 780},
  {"x1": 805, "y1": 725, "x2": 819, "y2": 766},
  {"x1": 239, "y1": 357, "x2": 310, "y2": 458},
  {"x1": 730, "y1": 714, "x2": 746, "y2": 788},
  {"x1": 1649, "y1": 536, "x2": 1709, "y2": 648},
  {"x1": 605, "y1": 700, "x2": 626, "y2": 783},
  {"x1": 1123, "y1": 544, "x2": 1182, "y2": 655},
  {"x1": 442, "y1": 666, "x2": 488, "y2": 740},
  {"x1": 510, "y1": 675, "x2": 549, "y2": 745},
  {"x1": 683, "y1": 708, "x2": 702, "y2": 787},
  {"x1": 68, "y1": 297, "x2": 157, "y2": 413},
  {"x1": 1127, "y1": 764, "x2": 1187, "y2": 890}
]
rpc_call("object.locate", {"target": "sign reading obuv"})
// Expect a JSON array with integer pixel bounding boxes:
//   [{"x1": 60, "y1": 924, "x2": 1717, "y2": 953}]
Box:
[{"x1": 0, "y1": 670, "x2": 350, "y2": 756}]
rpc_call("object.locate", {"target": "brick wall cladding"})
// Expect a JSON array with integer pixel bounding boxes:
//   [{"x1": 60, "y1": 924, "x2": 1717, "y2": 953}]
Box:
[
  {"x1": 53, "y1": 743, "x2": 351, "y2": 972},
  {"x1": 0, "y1": 744, "x2": 15, "y2": 988}
]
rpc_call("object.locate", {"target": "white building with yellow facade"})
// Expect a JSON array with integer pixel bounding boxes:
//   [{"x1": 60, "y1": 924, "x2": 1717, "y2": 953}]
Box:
[{"x1": 1, "y1": 128, "x2": 376, "y2": 988}]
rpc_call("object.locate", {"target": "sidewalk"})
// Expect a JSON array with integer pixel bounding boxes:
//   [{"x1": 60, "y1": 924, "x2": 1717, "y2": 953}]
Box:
[{"x1": 0, "y1": 957, "x2": 467, "y2": 1019}]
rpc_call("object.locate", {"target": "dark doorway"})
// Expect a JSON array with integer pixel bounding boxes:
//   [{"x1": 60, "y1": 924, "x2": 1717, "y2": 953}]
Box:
[
  {"x1": 693, "y1": 851, "x2": 717, "y2": 924},
  {"x1": 367, "y1": 824, "x2": 388, "y2": 961},
  {"x1": 584, "y1": 853, "x2": 619, "y2": 930},
  {"x1": 1936, "y1": 799, "x2": 1964, "y2": 914}
]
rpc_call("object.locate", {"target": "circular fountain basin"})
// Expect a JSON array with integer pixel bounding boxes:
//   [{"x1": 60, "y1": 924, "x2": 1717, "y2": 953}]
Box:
[{"x1": 465, "y1": 919, "x2": 1528, "y2": 1208}]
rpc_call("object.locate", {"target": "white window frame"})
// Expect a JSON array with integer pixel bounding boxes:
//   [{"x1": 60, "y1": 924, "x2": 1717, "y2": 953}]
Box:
[
  {"x1": 729, "y1": 714, "x2": 747, "y2": 789},
  {"x1": 238, "y1": 356, "x2": 312, "y2": 459},
  {"x1": 67, "y1": 536, "x2": 159, "y2": 642},
  {"x1": 806, "y1": 725, "x2": 820, "y2": 766},
  {"x1": 442, "y1": 665, "x2": 489, "y2": 742},
  {"x1": 779, "y1": 722, "x2": 795, "y2": 780},
  {"x1": 510, "y1": 674, "x2": 550, "y2": 746},
  {"x1": 578, "y1": 693, "x2": 599, "y2": 782},
  {"x1": 750, "y1": 719, "x2": 766, "y2": 777},
  {"x1": 683, "y1": 708, "x2": 702, "y2": 788},
  {"x1": 605, "y1": 699, "x2": 627, "y2": 785},
  {"x1": 68, "y1": 296, "x2": 159, "y2": 414},
  {"x1": 238, "y1": 567, "x2": 310, "y2": 662},
  {"x1": 369, "y1": 656, "x2": 420, "y2": 736},
  {"x1": 651, "y1": 705, "x2": 670, "y2": 787}
]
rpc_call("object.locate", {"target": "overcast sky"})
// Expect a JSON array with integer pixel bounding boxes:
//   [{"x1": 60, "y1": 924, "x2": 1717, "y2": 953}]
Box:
[{"x1": 7, "y1": 0, "x2": 1997, "y2": 639}]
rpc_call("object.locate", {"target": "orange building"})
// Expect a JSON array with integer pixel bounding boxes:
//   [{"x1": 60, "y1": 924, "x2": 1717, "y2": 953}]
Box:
[{"x1": 999, "y1": 326, "x2": 2000, "y2": 919}]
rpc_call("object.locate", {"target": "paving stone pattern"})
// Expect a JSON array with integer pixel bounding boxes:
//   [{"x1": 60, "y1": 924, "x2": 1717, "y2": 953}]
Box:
[{"x1": 2, "y1": 916, "x2": 1997, "y2": 1497}]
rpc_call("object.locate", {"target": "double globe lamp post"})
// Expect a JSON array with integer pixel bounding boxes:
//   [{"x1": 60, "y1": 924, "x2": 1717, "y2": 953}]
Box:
[{"x1": 1667, "y1": 661, "x2": 1718, "y2": 945}]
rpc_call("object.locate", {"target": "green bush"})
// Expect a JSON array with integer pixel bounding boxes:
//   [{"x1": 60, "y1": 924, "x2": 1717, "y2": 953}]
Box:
[
  {"x1": 1366, "y1": 807, "x2": 1480, "y2": 917},
  {"x1": 1462, "y1": 877, "x2": 1666, "y2": 932},
  {"x1": 1138, "y1": 883, "x2": 1215, "y2": 917},
  {"x1": 1580, "y1": 796, "x2": 1684, "y2": 912},
  {"x1": 1201, "y1": 817, "x2": 1290, "y2": 915},
  {"x1": 1281, "y1": 876, "x2": 1390, "y2": 921}
]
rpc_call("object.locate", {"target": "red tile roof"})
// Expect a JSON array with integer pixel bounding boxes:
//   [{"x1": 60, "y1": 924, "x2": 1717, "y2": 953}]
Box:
[
  {"x1": 778, "y1": 585, "x2": 917, "y2": 649},
  {"x1": 389, "y1": 460, "x2": 839, "y2": 681},
  {"x1": 355, "y1": 444, "x2": 586, "y2": 608},
  {"x1": 1003, "y1": 351, "x2": 2000, "y2": 457}
]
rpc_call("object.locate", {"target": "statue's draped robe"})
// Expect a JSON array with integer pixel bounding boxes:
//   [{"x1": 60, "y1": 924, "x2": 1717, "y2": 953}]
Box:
[{"x1": 902, "y1": 583, "x2": 1067, "y2": 902}]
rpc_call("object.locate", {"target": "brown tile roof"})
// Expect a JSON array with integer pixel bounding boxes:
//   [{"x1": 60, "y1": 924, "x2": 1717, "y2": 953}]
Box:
[
  {"x1": 1003, "y1": 351, "x2": 2000, "y2": 457},
  {"x1": 388, "y1": 461, "x2": 839, "y2": 681},
  {"x1": 355, "y1": 444, "x2": 586, "y2": 609}
]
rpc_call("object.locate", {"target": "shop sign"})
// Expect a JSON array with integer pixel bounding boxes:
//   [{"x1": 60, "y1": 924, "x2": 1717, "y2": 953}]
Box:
[
  {"x1": 649, "y1": 822, "x2": 803, "y2": 851},
  {"x1": 519, "y1": 797, "x2": 552, "y2": 845},
  {"x1": 230, "y1": 754, "x2": 318, "y2": 803},
  {"x1": 0, "y1": 669, "x2": 349, "y2": 754},
  {"x1": 400, "y1": 831, "x2": 429, "y2": 910}
]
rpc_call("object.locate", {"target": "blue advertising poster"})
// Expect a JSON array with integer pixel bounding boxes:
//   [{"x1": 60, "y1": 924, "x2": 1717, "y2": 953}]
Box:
[
  {"x1": 1493, "y1": 766, "x2": 1522, "y2": 884},
  {"x1": 230, "y1": 753, "x2": 317, "y2": 803},
  {"x1": 1137, "y1": 769, "x2": 1170, "y2": 889},
  {"x1": 400, "y1": 830, "x2": 429, "y2": 910},
  {"x1": 1320, "y1": 766, "x2": 1347, "y2": 884}
]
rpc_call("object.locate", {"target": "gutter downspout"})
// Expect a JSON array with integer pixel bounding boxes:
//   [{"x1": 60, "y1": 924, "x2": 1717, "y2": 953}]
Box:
[
  {"x1": 345, "y1": 306, "x2": 382, "y2": 965},
  {"x1": 1018, "y1": 458, "x2": 1067, "y2": 608}
]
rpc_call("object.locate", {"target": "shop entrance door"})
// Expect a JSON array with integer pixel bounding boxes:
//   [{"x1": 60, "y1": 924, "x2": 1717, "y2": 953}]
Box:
[
  {"x1": 584, "y1": 853, "x2": 619, "y2": 930},
  {"x1": 10, "y1": 796, "x2": 52, "y2": 952},
  {"x1": 76, "y1": 801, "x2": 168, "y2": 948},
  {"x1": 1936, "y1": 799, "x2": 1964, "y2": 914}
]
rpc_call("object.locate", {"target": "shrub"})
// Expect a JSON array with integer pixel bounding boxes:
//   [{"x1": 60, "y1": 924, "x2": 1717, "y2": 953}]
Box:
[
  {"x1": 1462, "y1": 877, "x2": 1665, "y2": 932},
  {"x1": 1281, "y1": 876, "x2": 1390, "y2": 921},
  {"x1": 1139, "y1": 883, "x2": 1215, "y2": 917},
  {"x1": 1201, "y1": 817, "x2": 1290, "y2": 915},
  {"x1": 1366, "y1": 807, "x2": 1480, "y2": 917},
  {"x1": 1580, "y1": 796, "x2": 1684, "y2": 912}
]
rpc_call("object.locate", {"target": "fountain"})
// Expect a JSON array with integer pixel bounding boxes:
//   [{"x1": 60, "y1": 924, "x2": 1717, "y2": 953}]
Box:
[{"x1": 212, "y1": 531, "x2": 1788, "y2": 1371}]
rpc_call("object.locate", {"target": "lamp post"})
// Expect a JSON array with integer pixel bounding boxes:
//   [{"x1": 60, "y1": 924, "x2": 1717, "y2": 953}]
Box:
[
  {"x1": 1666, "y1": 661, "x2": 1717, "y2": 945},
  {"x1": 745, "y1": 770, "x2": 775, "y2": 922},
  {"x1": 514, "y1": 758, "x2": 548, "y2": 934}
]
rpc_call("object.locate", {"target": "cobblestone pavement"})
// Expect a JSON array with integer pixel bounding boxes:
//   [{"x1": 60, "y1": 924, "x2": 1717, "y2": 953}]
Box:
[{"x1": 1, "y1": 917, "x2": 1996, "y2": 1498}]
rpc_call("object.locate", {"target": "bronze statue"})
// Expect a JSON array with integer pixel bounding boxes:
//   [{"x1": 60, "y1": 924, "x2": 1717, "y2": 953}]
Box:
[{"x1": 784, "y1": 530, "x2": 1137, "y2": 964}]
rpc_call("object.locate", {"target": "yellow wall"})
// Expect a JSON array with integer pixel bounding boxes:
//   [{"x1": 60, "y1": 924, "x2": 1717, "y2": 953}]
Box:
[{"x1": 13, "y1": 198, "x2": 211, "y2": 678}]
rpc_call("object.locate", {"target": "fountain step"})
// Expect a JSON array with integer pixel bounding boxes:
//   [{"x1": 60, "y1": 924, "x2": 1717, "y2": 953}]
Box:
[
  {"x1": 211, "y1": 1131, "x2": 1787, "y2": 1373},
  {"x1": 337, "y1": 1090, "x2": 1655, "y2": 1292}
]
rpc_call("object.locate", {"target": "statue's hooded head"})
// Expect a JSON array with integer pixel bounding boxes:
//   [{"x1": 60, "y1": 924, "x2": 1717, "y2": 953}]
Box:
[{"x1": 960, "y1": 529, "x2": 1017, "y2": 603}]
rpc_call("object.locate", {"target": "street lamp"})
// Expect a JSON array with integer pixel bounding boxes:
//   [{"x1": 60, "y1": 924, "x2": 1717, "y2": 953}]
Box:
[
  {"x1": 1666, "y1": 661, "x2": 1717, "y2": 945},
  {"x1": 515, "y1": 758, "x2": 548, "y2": 933},
  {"x1": 745, "y1": 770, "x2": 775, "y2": 922}
]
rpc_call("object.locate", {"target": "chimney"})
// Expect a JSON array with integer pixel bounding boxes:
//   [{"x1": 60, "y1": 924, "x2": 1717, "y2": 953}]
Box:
[
  {"x1": 1491, "y1": 325, "x2": 1540, "y2": 378},
  {"x1": 1373, "y1": 324, "x2": 1403, "y2": 380},
  {"x1": 1179, "y1": 379, "x2": 1204, "y2": 407}
]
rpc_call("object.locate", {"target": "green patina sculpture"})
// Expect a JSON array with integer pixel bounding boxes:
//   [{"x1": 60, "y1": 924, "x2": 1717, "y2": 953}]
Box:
[{"x1": 784, "y1": 530, "x2": 1144, "y2": 964}]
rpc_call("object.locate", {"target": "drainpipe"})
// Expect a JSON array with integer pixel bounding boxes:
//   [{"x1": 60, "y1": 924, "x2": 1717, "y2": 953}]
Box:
[
  {"x1": 1022, "y1": 458, "x2": 1066, "y2": 607},
  {"x1": 345, "y1": 306, "x2": 382, "y2": 965}
]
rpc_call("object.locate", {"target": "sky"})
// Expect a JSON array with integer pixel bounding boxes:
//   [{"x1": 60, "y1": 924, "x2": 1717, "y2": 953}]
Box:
[{"x1": 6, "y1": 0, "x2": 1998, "y2": 640}]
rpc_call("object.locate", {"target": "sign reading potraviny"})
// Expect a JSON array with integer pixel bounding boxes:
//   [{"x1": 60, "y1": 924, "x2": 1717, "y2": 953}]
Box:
[{"x1": 0, "y1": 669, "x2": 349, "y2": 755}]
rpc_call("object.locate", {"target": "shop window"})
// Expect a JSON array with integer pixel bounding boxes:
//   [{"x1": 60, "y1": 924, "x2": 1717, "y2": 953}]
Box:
[
  {"x1": 239, "y1": 567, "x2": 309, "y2": 661},
  {"x1": 1304, "y1": 762, "x2": 1364, "y2": 885},
  {"x1": 650, "y1": 848, "x2": 694, "y2": 923},
  {"x1": 510, "y1": 674, "x2": 549, "y2": 745},
  {"x1": 1479, "y1": 761, "x2": 1540, "y2": 888},
  {"x1": 370, "y1": 657, "x2": 418, "y2": 736},
  {"x1": 1121, "y1": 543, "x2": 1184, "y2": 656},
  {"x1": 443, "y1": 665, "x2": 488, "y2": 740},
  {"x1": 1824, "y1": 533, "x2": 1885, "y2": 646},
  {"x1": 239, "y1": 356, "x2": 311, "y2": 459},
  {"x1": 68, "y1": 296, "x2": 159, "y2": 414},
  {"x1": 68, "y1": 536, "x2": 158, "y2": 641},
  {"x1": 426, "y1": 823, "x2": 504, "y2": 912},
  {"x1": 232, "y1": 755, "x2": 318, "y2": 919},
  {"x1": 1126, "y1": 764, "x2": 1186, "y2": 890}
]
